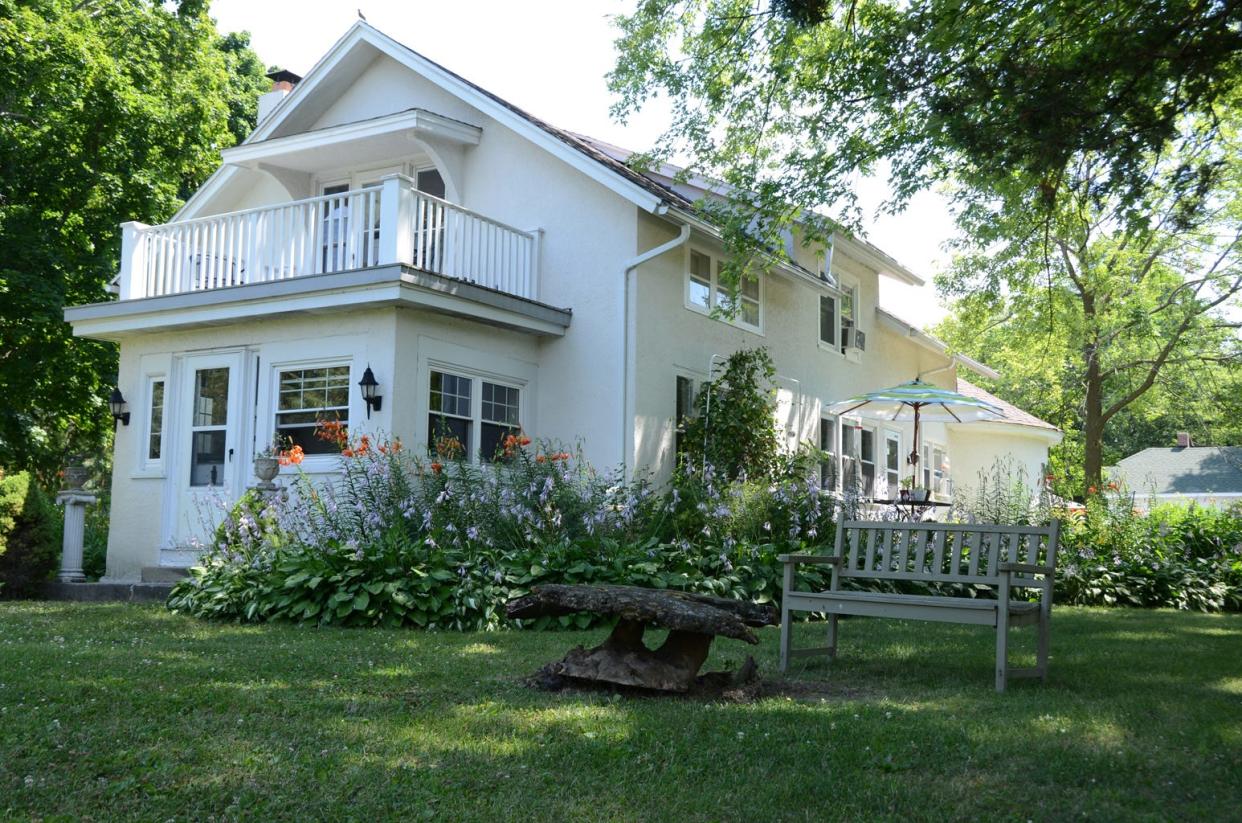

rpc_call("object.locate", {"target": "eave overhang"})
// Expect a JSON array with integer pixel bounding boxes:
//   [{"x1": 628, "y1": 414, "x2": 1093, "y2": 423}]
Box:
[{"x1": 64, "y1": 265, "x2": 571, "y2": 341}]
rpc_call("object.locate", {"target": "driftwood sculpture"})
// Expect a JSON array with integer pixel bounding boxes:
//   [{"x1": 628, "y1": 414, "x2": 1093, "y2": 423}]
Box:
[{"x1": 507, "y1": 584, "x2": 778, "y2": 693}]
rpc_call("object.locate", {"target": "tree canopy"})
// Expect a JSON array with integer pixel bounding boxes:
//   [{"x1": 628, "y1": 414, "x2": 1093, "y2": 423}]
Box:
[
  {"x1": 611, "y1": 0, "x2": 1242, "y2": 237},
  {"x1": 0, "y1": 0, "x2": 268, "y2": 480}
]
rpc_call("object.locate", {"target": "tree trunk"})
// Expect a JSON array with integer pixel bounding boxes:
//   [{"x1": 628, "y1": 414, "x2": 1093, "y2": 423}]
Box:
[{"x1": 1082, "y1": 291, "x2": 1105, "y2": 497}]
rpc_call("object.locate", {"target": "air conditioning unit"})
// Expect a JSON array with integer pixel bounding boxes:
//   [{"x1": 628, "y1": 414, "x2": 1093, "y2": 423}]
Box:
[{"x1": 842, "y1": 326, "x2": 866, "y2": 352}]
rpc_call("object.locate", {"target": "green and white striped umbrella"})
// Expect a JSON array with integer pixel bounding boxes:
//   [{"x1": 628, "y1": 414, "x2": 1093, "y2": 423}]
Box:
[
  {"x1": 826, "y1": 379, "x2": 1004, "y2": 478},
  {"x1": 826, "y1": 379, "x2": 1004, "y2": 424}
]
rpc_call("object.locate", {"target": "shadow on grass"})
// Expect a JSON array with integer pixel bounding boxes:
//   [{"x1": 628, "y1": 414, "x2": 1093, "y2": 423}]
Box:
[{"x1": 2, "y1": 603, "x2": 1239, "y2": 820}]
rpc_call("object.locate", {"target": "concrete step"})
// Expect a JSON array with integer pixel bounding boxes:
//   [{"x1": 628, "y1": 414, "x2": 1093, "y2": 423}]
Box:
[
  {"x1": 42, "y1": 581, "x2": 173, "y2": 603},
  {"x1": 141, "y1": 566, "x2": 191, "y2": 584}
]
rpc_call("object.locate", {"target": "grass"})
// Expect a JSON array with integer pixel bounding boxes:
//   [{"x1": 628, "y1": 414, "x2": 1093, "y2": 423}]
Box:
[{"x1": 1, "y1": 604, "x2": 1239, "y2": 822}]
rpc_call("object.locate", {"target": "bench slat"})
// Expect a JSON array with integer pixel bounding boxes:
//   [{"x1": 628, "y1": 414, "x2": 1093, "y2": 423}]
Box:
[
  {"x1": 895, "y1": 528, "x2": 909, "y2": 573},
  {"x1": 864, "y1": 527, "x2": 876, "y2": 572},
  {"x1": 932, "y1": 529, "x2": 946, "y2": 576},
  {"x1": 967, "y1": 531, "x2": 981, "y2": 576},
  {"x1": 845, "y1": 525, "x2": 860, "y2": 570},
  {"x1": 913, "y1": 527, "x2": 928, "y2": 574}
]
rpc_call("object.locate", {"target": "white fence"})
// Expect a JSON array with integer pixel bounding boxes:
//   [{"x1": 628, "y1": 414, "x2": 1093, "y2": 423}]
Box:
[{"x1": 119, "y1": 175, "x2": 541, "y2": 301}]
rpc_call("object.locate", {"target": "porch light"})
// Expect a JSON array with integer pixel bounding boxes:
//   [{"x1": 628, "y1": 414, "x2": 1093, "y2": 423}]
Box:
[
  {"x1": 108, "y1": 388, "x2": 130, "y2": 426},
  {"x1": 358, "y1": 367, "x2": 382, "y2": 418}
]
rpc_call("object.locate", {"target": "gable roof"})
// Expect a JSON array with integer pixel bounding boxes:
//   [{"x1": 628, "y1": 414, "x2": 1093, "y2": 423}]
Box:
[
  {"x1": 955, "y1": 378, "x2": 1059, "y2": 431},
  {"x1": 1109, "y1": 447, "x2": 1242, "y2": 495}
]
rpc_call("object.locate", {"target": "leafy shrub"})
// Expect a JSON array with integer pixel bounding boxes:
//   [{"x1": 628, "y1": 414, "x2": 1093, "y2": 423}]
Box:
[
  {"x1": 0, "y1": 470, "x2": 60, "y2": 597},
  {"x1": 680, "y1": 347, "x2": 782, "y2": 480},
  {"x1": 168, "y1": 430, "x2": 837, "y2": 628},
  {"x1": 82, "y1": 491, "x2": 109, "y2": 580}
]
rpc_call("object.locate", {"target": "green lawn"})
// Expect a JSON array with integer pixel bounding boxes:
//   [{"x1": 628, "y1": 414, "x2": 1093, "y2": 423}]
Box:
[{"x1": 1, "y1": 603, "x2": 1239, "y2": 821}]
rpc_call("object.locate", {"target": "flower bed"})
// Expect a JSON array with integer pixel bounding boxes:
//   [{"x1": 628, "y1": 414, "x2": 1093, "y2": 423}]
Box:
[{"x1": 168, "y1": 428, "x2": 838, "y2": 628}]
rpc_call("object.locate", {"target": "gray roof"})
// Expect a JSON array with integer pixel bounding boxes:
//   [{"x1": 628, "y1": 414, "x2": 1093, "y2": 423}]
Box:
[{"x1": 1109, "y1": 447, "x2": 1242, "y2": 495}]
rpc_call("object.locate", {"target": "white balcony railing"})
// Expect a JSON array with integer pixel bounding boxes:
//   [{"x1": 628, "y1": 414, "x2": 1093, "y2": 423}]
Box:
[{"x1": 118, "y1": 174, "x2": 542, "y2": 302}]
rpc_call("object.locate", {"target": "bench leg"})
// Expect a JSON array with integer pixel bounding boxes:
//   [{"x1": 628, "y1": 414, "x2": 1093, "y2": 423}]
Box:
[
  {"x1": 826, "y1": 614, "x2": 839, "y2": 659},
  {"x1": 1036, "y1": 604, "x2": 1051, "y2": 682},
  {"x1": 995, "y1": 609, "x2": 1009, "y2": 693},
  {"x1": 779, "y1": 605, "x2": 792, "y2": 673}
]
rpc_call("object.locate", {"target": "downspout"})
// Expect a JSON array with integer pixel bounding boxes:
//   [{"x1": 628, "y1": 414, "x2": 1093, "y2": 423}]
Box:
[{"x1": 621, "y1": 222, "x2": 692, "y2": 478}]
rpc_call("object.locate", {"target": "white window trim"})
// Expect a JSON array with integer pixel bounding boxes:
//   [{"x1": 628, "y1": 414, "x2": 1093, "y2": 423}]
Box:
[
  {"x1": 133, "y1": 372, "x2": 168, "y2": 478},
  {"x1": 817, "y1": 290, "x2": 844, "y2": 357},
  {"x1": 884, "y1": 430, "x2": 902, "y2": 498},
  {"x1": 262, "y1": 355, "x2": 357, "y2": 477},
  {"x1": 426, "y1": 362, "x2": 527, "y2": 465},
  {"x1": 272, "y1": 359, "x2": 354, "y2": 472},
  {"x1": 683, "y1": 246, "x2": 764, "y2": 335},
  {"x1": 819, "y1": 413, "x2": 840, "y2": 491}
]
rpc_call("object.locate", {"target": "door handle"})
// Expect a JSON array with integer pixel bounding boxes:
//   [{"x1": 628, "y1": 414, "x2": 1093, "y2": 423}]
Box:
[{"x1": 228, "y1": 448, "x2": 234, "y2": 462}]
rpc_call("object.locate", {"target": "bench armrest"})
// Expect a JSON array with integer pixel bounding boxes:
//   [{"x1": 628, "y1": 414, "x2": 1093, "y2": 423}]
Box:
[
  {"x1": 778, "y1": 554, "x2": 843, "y2": 566},
  {"x1": 998, "y1": 562, "x2": 1054, "y2": 576}
]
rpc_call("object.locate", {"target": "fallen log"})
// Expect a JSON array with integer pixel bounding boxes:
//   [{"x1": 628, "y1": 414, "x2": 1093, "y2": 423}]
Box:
[{"x1": 507, "y1": 584, "x2": 777, "y2": 693}]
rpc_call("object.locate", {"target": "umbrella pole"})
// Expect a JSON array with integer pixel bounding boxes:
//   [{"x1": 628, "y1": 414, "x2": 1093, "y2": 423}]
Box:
[{"x1": 910, "y1": 404, "x2": 921, "y2": 487}]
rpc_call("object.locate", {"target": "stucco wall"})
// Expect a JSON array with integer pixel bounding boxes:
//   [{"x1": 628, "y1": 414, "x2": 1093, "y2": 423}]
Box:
[
  {"x1": 947, "y1": 425, "x2": 1058, "y2": 502},
  {"x1": 629, "y1": 211, "x2": 959, "y2": 487}
]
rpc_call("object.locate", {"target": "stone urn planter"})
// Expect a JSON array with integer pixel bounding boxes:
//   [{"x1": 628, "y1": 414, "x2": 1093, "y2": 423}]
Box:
[
  {"x1": 909, "y1": 488, "x2": 930, "y2": 503},
  {"x1": 62, "y1": 462, "x2": 90, "y2": 491},
  {"x1": 253, "y1": 455, "x2": 280, "y2": 490}
]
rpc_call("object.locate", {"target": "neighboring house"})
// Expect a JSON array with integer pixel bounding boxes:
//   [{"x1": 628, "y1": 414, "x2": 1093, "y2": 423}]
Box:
[
  {"x1": 64, "y1": 22, "x2": 1059, "y2": 582},
  {"x1": 1109, "y1": 436, "x2": 1242, "y2": 510}
]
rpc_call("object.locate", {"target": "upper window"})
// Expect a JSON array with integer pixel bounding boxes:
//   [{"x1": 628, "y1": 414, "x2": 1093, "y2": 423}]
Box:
[
  {"x1": 276, "y1": 366, "x2": 350, "y2": 454},
  {"x1": 819, "y1": 294, "x2": 837, "y2": 348},
  {"x1": 685, "y1": 248, "x2": 762, "y2": 332},
  {"x1": 839, "y1": 284, "x2": 859, "y2": 354},
  {"x1": 428, "y1": 369, "x2": 521, "y2": 463}
]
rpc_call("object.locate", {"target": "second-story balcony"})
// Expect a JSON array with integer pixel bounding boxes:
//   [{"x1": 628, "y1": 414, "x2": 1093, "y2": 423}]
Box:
[{"x1": 117, "y1": 174, "x2": 543, "y2": 304}]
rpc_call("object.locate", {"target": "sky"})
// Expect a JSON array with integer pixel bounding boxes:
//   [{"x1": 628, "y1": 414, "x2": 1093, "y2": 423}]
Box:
[{"x1": 209, "y1": 0, "x2": 958, "y2": 328}]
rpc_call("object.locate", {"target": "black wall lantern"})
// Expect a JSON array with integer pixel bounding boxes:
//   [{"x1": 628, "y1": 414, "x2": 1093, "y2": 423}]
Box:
[
  {"x1": 109, "y1": 388, "x2": 130, "y2": 426},
  {"x1": 358, "y1": 367, "x2": 382, "y2": 418}
]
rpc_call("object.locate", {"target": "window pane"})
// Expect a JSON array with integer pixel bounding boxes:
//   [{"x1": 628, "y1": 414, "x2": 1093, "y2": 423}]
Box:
[
  {"x1": 480, "y1": 422, "x2": 519, "y2": 463},
  {"x1": 886, "y1": 436, "x2": 900, "y2": 471},
  {"x1": 481, "y1": 382, "x2": 519, "y2": 425},
  {"x1": 690, "y1": 250, "x2": 712, "y2": 279},
  {"x1": 189, "y1": 430, "x2": 226, "y2": 487},
  {"x1": 148, "y1": 380, "x2": 164, "y2": 461},
  {"x1": 193, "y1": 368, "x2": 229, "y2": 427},
  {"x1": 429, "y1": 370, "x2": 471, "y2": 418},
  {"x1": 741, "y1": 297, "x2": 760, "y2": 327},
  {"x1": 275, "y1": 367, "x2": 350, "y2": 451},
  {"x1": 740, "y1": 275, "x2": 759, "y2": 300},
  {"x1": 819, "y1": 295, "x2": 836, "y2": 345},
  {"x1": 416, "y1": 169, "x2": 446, "y2": 199},
  {"x1": 428, "y1": 414, "x2": 470, "y2": 457},
  {"x1": 819, "y1": 416, "x2": 837, "y2": 489}
]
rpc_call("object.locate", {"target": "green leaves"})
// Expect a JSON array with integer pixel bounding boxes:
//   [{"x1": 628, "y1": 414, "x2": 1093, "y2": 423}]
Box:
[{"x1": 0, "y1": 0, "x2": 268, "y2": 480}]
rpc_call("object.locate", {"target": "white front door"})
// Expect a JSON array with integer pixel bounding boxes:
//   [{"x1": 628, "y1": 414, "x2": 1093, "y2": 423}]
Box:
[{"x1": 164, "y1": 351, "x2": 248, "y2": 560}]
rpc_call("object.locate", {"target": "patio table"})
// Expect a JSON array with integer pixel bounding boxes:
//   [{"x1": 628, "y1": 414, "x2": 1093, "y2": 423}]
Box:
[{"x1": 867, "y1": 498, "x2": 952, "y2": 522}]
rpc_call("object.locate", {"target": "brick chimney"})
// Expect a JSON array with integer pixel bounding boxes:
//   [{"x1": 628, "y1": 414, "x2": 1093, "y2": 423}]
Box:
[
  {"x1": 257, "y1": 69, "x2": 302, "y2": 124},
  {"x1": 1176, "y1": 431, "x2": 1192, "y2": 448}
]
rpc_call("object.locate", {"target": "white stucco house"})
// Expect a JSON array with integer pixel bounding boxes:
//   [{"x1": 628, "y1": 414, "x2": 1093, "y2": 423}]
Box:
[{"x1": 65, "y1": 22, "x2": 1060, "y2": 583}]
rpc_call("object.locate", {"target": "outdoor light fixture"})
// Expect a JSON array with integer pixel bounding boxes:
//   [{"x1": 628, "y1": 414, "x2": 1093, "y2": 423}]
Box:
[
  {"x1": 108, "y1": 388, "x2": 130, "y2": 426},
  {"x1": 358, "y1": 367, "x2": 382, "y2": 418}
]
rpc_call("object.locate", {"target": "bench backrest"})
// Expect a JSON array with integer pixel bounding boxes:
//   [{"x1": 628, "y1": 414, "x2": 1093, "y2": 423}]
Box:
[{"x1": 834, "y1": 520, "x2": 1062, "y2": 587}]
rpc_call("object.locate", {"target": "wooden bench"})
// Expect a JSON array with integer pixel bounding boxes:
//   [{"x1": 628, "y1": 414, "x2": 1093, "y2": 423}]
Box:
[{"x1": 779, "y1": 519, "x2": 1061, "y2": 692}]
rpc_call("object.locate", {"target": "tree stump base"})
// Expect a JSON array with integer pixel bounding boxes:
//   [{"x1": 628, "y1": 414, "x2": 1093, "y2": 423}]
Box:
[{"x1": 507, "y1": 584, "x2": 777, "y2": 694}]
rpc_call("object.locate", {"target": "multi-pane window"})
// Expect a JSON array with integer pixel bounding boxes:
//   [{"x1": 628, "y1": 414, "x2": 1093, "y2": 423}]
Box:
[
  {"x1": 480, "y1": 381, "x2": 520, "y2": 462},
  {"x1": 885, "y1": 432, "x2": 901, "y2": 497},
  {"x1": 276, "y1": 366, "x2": 350, "y2": 454},
  {"x1": 819, "y1": 294, "x2": 837, "y2": 348},
  {"x1": 429, "y1": 370, "x2": 473, "y2": 457},
  {"x1": 428, "y1": 370, "x2": 522, "y2": 463},
  {"x1": 147, "y1": 379, "x2": 165, "y2": 461},
  {"x1": 819, "y1": 415, "x2": 838, "y2": 490},
  {"x1": 933, "y1": 446, "x2": 947, "y2": 495},
  {"x1": 685, "y1": 248, "x2": 762, "y2": 331},
  {"x1": 842, "y1": 424, "x2": 859, "y2": 494},
  {"x1": 922, "y1": 443, "x2": 932, "y2": 490}
]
